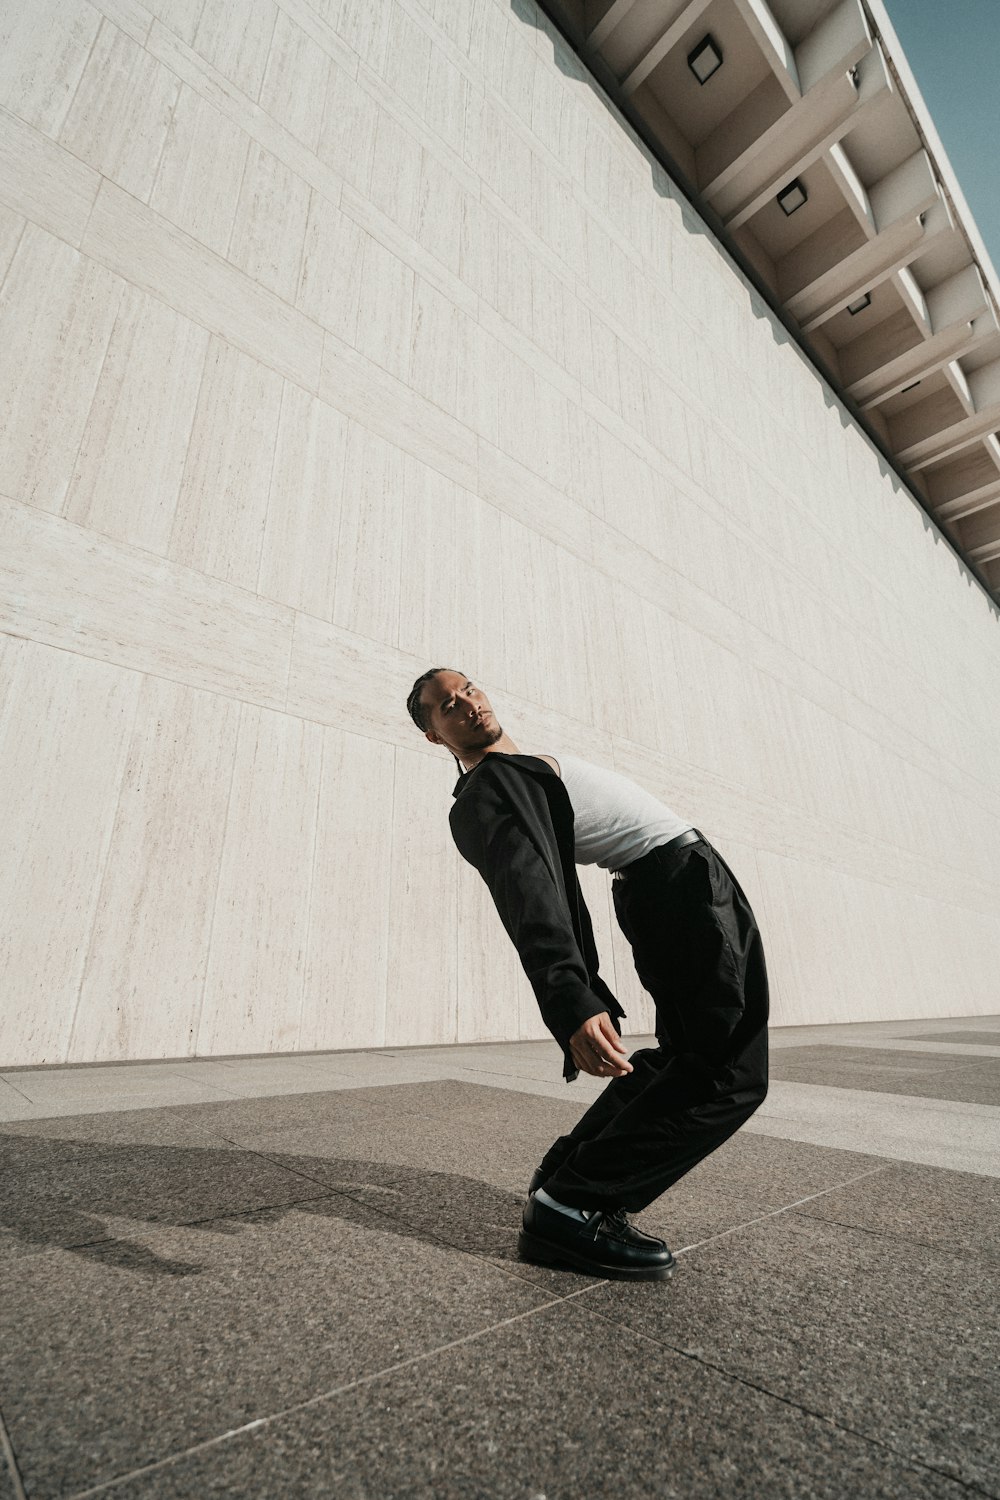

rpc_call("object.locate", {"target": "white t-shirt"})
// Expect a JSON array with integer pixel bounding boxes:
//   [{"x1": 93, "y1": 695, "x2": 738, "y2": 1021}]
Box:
[{"x1": 545, "y1": 752, "x2": 693, "y2": 870}]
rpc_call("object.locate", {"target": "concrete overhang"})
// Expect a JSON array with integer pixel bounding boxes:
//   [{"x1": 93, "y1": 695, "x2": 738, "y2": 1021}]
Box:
[{"x1": 539, "y1": 0, "x2": 1000, "y2": 604}]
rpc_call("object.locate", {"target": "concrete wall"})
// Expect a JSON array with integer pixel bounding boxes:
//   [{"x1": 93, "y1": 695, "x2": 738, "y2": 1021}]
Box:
[{"x1": 1, "y1": 0, "x2": 998, "y2": 1067}]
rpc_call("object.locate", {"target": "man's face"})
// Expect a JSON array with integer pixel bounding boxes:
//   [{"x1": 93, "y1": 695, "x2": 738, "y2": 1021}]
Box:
[{"x1": 421, "y1": 671, "x2": 503, "y2": 760}]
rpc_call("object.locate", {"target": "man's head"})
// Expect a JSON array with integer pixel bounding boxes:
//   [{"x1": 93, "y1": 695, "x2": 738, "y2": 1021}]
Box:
[{"x1": 406, "y1": 668, "x2": 503, "y2": 769}]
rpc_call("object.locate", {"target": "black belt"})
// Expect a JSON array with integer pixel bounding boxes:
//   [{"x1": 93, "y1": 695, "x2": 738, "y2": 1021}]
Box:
[{"x1": 611, "y1": 827, "x2": 705, "y2": 881}]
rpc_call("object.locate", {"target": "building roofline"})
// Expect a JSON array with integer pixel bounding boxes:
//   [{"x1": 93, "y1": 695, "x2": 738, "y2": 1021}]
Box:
[{"x1": 862, "y1": 0, "x2": 1000, "y2": 319}]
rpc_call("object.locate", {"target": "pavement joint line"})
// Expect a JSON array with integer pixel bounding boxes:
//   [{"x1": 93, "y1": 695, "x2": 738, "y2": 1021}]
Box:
[
  {"x1": 671, "y1": 1164, "x2": 892, "y2": 1256},
  {"x1": 0, "y1": 1077, "x2": 33, "y2": 1104},
  {"x1": 64, "y1": 1285, "x2": 600, "y2": 1499},
  {"x1": 0, "y1": 1405, "x2": 28, "y2": 1500},
  {"x1": 560, "y1": 1288, "x2": 992, "y2": 1497},
  {"x1": 784, "y1": 1207, "x2": 991, "y2": 1262}
]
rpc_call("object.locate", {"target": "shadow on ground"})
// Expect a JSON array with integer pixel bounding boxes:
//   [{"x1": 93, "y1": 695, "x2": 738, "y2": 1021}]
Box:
[{"x1": 1, "y1": 1077, "x2": 997, "y2": 1498}]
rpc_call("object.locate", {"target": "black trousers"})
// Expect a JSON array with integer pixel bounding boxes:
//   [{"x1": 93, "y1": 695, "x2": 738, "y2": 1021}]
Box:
[{"x1": 539, "y1": 834, "x2": 769, "y2": 1214}]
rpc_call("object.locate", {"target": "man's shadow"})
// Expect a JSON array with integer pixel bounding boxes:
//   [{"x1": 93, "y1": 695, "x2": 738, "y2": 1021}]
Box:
[{"x1": 0, "y1": 1130, "x2": 537, "y2": 1280}]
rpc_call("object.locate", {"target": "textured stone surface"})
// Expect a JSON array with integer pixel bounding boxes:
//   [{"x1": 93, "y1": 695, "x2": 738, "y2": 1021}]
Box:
[
  {"x1": 101, "y1": 1299, "x2": 973, "y2": 1500},
  {"x1": 903, "y1": 1030, "x2": 1000, "y2": 1046},
  {"x1": 0, "y1": 1436, "x2": 21, "y2": 1500},
  {"x1": 769, "y1": 1046, "x2": 1000, "y2": 1104},
  {"x1": 0, "y1": 1196, "x2": 552, "y2": 1498},
  {"x1": 745, "y1": 1078, "x2": 1000, "y2": 1176},
  {"x1": 0, "y1": 1105, "x2": 247, "y2": 1168},
  {"x1": 794, "y1": 1159, "x2": 1000, "y2": 1263},
  {"x1": 0, "y1": 1130, "x2": 334, "y2": 1256},
  {"x1": 587, "y1": 1211, "x2": 1000, "y2": 1495},
  {"x1": 1, "y1": 1060, "x2": 995, "y2": 1497},
  {"x1": 179, "y1": 1075, "x2": 546, "y2": 1143}
]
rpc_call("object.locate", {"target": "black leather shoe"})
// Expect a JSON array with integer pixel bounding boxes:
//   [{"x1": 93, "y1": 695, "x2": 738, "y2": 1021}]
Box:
[
  {"x1": 519, "y1": 1194, "x2": 675, "y2": 1280},
  {"x1": 527, "y1": 1165, "x2": 547, "y2": 1195}
]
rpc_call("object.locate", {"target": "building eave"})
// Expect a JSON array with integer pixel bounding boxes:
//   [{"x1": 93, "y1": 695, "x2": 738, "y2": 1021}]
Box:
[{"x1": 536, "y1": 0, "x2": 1000, "y2": 608}]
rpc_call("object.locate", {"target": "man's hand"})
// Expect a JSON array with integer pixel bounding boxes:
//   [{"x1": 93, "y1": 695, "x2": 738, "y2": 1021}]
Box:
[{"x1": 569, "y1": 1013, "x2": 633, "y2": 1078}]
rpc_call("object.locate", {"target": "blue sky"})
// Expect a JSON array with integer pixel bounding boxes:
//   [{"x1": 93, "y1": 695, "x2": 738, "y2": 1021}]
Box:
[{"x1": 881, "y1": 0, "x2": 1000, "y2": 274}]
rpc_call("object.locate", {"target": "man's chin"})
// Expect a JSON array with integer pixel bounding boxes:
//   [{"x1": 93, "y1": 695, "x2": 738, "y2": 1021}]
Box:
[{"x1": 469, "y1": 723, "x2": 503, "y2": 750}]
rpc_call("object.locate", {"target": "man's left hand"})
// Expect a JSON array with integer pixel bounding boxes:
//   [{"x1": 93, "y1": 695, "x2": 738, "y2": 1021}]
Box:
[{"x1": 569, "y1": 1013, "x2": 633, "y2": 1078}]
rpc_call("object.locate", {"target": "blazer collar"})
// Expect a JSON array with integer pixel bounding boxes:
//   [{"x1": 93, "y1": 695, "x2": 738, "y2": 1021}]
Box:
[{"x1": 451, "y1": 751, "x2": 557, "y2": 798}]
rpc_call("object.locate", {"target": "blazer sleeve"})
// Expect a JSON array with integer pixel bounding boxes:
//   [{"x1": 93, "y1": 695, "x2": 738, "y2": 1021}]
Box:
[{"x1": 450, "y1": 780, "x2": 615, "y2": 1079}]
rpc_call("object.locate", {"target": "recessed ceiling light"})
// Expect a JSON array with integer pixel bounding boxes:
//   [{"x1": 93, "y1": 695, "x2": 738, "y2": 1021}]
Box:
[
  {"x1": 687, "y1": 35, "x2": 723, "y2": 84},
  {"x1": 847, "y1": 292, "x2": 872, "y2": 314},
  {"x1": 777, "y1": 179, "x2": 807, "y2": 215}
]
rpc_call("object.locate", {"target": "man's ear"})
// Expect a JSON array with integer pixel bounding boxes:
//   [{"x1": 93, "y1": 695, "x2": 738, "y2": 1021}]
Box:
[{"x1": 424, "y1": 729, "x2": 442, "y2": 746}]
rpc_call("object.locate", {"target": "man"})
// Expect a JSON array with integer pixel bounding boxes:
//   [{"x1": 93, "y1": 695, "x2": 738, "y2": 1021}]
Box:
[{"x1": 406, "y1": 667, "x2": 769, "y2": 1282}]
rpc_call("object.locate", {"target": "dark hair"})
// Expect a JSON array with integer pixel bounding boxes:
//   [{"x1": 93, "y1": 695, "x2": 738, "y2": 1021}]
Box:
[{"x1": 406, "y1": 667, "x2": 466, "y2": 776}]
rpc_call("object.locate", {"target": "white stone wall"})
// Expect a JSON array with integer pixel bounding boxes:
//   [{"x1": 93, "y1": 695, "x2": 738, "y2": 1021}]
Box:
[{"x1": 1, "y1": 0, "x2": 998, "y2": 1066}]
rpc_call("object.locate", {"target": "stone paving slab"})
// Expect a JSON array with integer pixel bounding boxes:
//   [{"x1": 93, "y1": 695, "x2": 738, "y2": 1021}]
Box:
[
  {"x1": 0, "y1": 1109, "x2": 247, "y2": 1170},
  {"x1": 0, "y1": 1432, "x2": 19, "y2": 1500},
  {"x1": 795, "y1": 1160, "x2": 1000, "y2": 1263},
  {"x1": 0, "y1": 1056, "x2": 459, "y2": 1122},
  {"x1": 769, "y1": 1046, "x2": 1000, "y2": 1104},
  {"x1": 0, "y1": 1068, "x2": 246, "y2": 1110},
  {"x1": 0, "y1": 1196, "x2": 553, "y2": 1499},
  {"x1": 174, "y1": 1089, "x2": 599, "y2": 1296},
  {"x1": 586, "y1": 1210, "x2": 1000, "y2": 1495},
  {"x1": 819, "y1": 1037, "x2": 1000, "y2": 1057},
  {"x1": 0, "y1": 1133, "x2": 335, "y2": 1258},
  {"x1": 903, "y1": 1031, "x2": 1000, "y2": 1047},
  {"x1": 745, "y1": 1081, "x2": 1000, "y2": 1176},
  {"x1": 98, "y1": 1298, "x2": 973, "y2": 1500},
  {"x1": 180, "y1": 1081, "x2": 887, "y2": 1265},
  {"x1": 638, "y1": 1126, "x2": 883, "y2": 1207},
  {"x1": 175, "y1": 1078, "x2": 491, "y2": 1141},
  {"x1": 772, "y1": 1046, "x2": 980, "y2": 1077},
  {"x1": 2, "y1": 1038, "x2": 997, "y2": 1499}
]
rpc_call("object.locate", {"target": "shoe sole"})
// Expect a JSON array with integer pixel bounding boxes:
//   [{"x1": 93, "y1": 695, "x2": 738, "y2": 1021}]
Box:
[{"x1": 518, "y1": 1228, "x2": 675, "y2": 1281}]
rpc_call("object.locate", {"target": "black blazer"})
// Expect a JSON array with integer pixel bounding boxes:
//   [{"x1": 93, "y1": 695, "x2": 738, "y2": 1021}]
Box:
[{"x1": 449, "y1": 752, "x2": 625, "y2": 1082}]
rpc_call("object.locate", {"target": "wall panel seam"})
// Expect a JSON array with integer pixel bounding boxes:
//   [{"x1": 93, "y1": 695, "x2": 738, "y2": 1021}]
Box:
[
  {"x1": 296, "y1": 720, "x2": 324, "y2": 1047},
  {"x1": 382, "y1": 742, "x2": 397, "y2": 1049},
  {"x1": 0, "y1": 217, "x2": 27, "y2": 300},
  {"x1": 254, "y1": 374, "x2": 288, "y2": 603},
  {"x1": 272, "y1": 0, "x2": 360, "y2": 81},
  {"x1": 55, "y1": 10, "x2": 108, "y2": 144},
  {"x1": 63, "y1": 672, "x2": 144, "y2": 1064},
  {"x1": 145, "y1": 20, "x2": 347, "y2": 228},
  {"x1": 192, "y1": 697, "x2": 242, "y2": 1057},
  {"x1": 55, "y1": 273, "x2": 129, "y2": 523}
]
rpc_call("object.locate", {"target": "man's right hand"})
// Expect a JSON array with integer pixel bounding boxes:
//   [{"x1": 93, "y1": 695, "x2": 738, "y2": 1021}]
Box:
[{"x1": 569, "y1": 1013, "x2": 634, "y2": 1078}]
